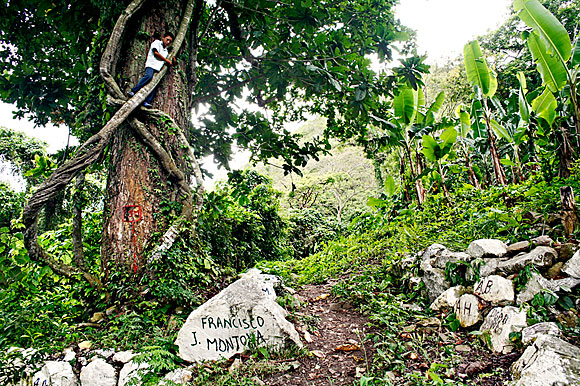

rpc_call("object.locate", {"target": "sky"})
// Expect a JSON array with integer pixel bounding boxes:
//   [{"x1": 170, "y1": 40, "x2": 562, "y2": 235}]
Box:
[
  {"x1": 1, "y1": 0, "x2": 513, "y2": 188},
  {"x1": 396, "y1": 0, "x2": 512, "y2": 64}
]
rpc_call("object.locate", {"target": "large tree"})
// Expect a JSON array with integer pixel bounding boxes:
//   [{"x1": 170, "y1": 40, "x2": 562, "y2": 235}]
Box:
[{"x1": 1, "y1": 0, "x2": 407, "y2": 285}]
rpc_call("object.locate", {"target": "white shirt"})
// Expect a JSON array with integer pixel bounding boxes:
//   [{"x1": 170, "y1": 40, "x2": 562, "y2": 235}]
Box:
[{"x1": 145, "y1": 40, "x2": 168, "y2": 71}]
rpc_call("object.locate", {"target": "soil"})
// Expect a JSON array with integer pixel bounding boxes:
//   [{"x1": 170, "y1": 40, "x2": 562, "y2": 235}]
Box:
[
  {"x1": 262, "y1": 281, "x2": 520, "y2": 386},
  {"x1": 264, "y1": 281, "x2": 378, "y2": 385}
]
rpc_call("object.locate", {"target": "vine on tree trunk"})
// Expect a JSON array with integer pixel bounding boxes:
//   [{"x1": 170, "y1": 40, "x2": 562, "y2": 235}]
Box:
[{"x1": 22, "y1": 0, "x2": 202, "y2": 287}]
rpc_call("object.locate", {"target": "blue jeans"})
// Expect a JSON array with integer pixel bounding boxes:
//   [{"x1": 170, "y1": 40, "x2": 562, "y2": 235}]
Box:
[{"x1": 131, "y1": 67, "x2": 157, "y2": 104}]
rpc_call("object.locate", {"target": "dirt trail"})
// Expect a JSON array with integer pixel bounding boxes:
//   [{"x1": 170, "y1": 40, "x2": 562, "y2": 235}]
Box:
[
  {"x1": 261, "y1": 281, "x2": 519, "y2": 386},
  {"x1": 264, "y1": 281, "x2": 377, "y2": 386}
]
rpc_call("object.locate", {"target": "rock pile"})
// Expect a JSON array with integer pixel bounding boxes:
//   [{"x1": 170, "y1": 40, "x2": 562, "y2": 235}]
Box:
[{"x1": 422, "y1": 238, "x2": 580, "y2": 385}]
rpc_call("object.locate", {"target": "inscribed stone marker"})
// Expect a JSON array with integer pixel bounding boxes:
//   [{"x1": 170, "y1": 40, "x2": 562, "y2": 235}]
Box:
[
  {"x1": 473, "y1": 275, "x2": 514, "y2": 306},
  {"x1": 175, "y1": 270, "x2": 302, "y2": 362},
  {"x1": 480, "y1": 306, "x2": 527, "y2": 354},
  {"x1": 453, "y1": 294, "x2": 481, "y2": 327}
]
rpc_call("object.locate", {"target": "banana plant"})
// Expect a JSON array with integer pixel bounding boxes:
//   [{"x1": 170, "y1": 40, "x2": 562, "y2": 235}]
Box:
[
  {"x1": 387, "y1": 83, "x2": 447, "y2": 204},
  {"x1": 515, "y1": 0, "x2": 580, "y2": 176},
  {"x1": 463, "y1": 40, "x2": 507, "y2": 186},
  {"x1": 392, "y1": 84, "x2": 427, "y2": 204},
  {"x1": 455, "y1": 105, "x2": 482, "y2": 189},
  {"x1": 422, "y1": 126, "x2": 457, "y2": 198}
]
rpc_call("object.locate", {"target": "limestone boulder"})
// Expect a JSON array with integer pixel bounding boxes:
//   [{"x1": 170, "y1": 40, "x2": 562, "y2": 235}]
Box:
[
  {"x1": 556, "y1": 243, "x2": 577, "y2": 262},
  {"x1": 433, "y1": 251, "x2": 472, "y2": 270},
  {"x1": 507, "y1": 241, "x2": 530, "y2": 255},
  {"x1": 32, "y1": 361, "x2": 79, "y2": 386},
  {"x1": 466, "y1": 257, "x2": 510, "y2": 280},
  {"x1": 175, "y1": 270, "x2": 302, "y2": 362},
  {"x1": 420, "y1": 243, "x2": 447, "y2": 263},
  {"x1": 420, "y1": 244, "x2": 456, "y2": 302},
  {"x1": 497, "y1": 246, "x2": 557, "y2": 275},
  {"x1": 467, "y1": 239, "x2": 508, "y2": 259},
  {"x1": 430, "y1": 286, "x2": 466, "y2": 312},
  {"x1": 480, "y1": 306, "x2": 527, "y2": 354},
  {"x1": 118, "y1": 360, "x2": 150, "y2": 386},
  {"x1": 517, "y1": 273, "x2": 580, "y2": 304},
  {"x1": 160, "y1": 368, "x2": 193, "y2": 385},
  {"x1": 454, "y1": 294, "x2": 481, "y2": 328},
  {"x1": 422, "y1": 267, "x2": 450, "y2": 303},
  {"x1": 473, "y1": 275, "x2": 514, "y2": 306},
  {"x1": 562, "y1": 249, "x2": 580, "y2": 278},
  {"x1": 112, "y1": 350, "x2": 136, "y2": 364},
  {"x1": 80, "y1": 358, "x2": 116, "y2": 386},
  {"x1": 531, "y1": 235, "x2": 553, "y2": 247},
  {"x1": 521, "y1": 322, "x2": 561, "y2": 346},
  {"x1": 511, "y1": 335, "x2": 580, "y2": 386}
]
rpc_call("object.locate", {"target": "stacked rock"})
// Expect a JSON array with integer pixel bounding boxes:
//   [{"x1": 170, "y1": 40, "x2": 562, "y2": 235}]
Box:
[{"x1": 422, "y1": 238, "x2": 580, "y2": 385}]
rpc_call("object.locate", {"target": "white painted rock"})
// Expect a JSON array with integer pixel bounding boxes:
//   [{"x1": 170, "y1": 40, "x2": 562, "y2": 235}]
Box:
[
  {"x1": 32, "y1": 361, "x2": 79, "y2": 386},
  {"x1": 175, "y1": 270, "x2": 302, "y2": 362},
  {"x1": 430, "y1": 286, "x2": 466, "y2": 312},
  {"x1": 112, "y1": 350, "x2": 136, "y2": 364},
  {"x1": 118, "y1": 361, "x2": 150, "y2": 386},
  {"x1": 80, "y1": 358, "x2": 116, "y2": 386},
  {"x1": 511, "y1": 335, "x2": 580, "y2": 386},
  {"x1": 562, "y1": 249, "x2": 580, "y2": 278},
  {"x1": 467, "y1": 239, "x2": 508, "y2": 259},
  {"x1": 521, "y1": 322, "x2": 561, "y2": 346},
  {"x1": 454, "y1": 294, "x2": 481, "y2": 328},
  {"x1": 474, "y1": 275, "x2": 514, "y2": 306},
  {"x1": 497, "y1": 246, "x2": 556, "y2": 275},
  {"x1": 480, "y1": 306, "x2": 527, "y2": 354}
]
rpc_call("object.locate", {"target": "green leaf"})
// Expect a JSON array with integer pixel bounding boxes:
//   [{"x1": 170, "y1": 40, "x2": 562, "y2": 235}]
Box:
[
  {"x1": 459, "y1": 111, "x2": 472, "y2": 138},
  {"x1": 526, "y1": 31, "x2": 568, "y2": 92},
  {"x1": 422, "y1": 134, "x2": 438, "y2": 162},
  {"x1": 572, "y1": 39, "x2": 580, "y2": 67},
  {"x1": 514, "y1": 0, "x2": 571, "y2": 63},
  {"x1": 367, "y1": 196, "x2": 388, "y2": 208},
  {"x1": 532, "y1": 88, "x2": 557, "y2": 127},
  {"x1": 440, "y1": 127, "x2": 457, "y2": 148},
  {"x1": 463, "y1": 41, "x2": 495, "y2": 97},
  {"x1": 393, "y1": 86, "x2": 418, "y2": 125},
  {"x1": 490, "y1": 119, "x2": 512, "y2": 142},
  {"x1": 428, "y1": 91, "x2": 445, "y2": 114},
  {"x1": 384, "y1": 175, "x2": 396, "y2": 197},
  {"x1": 517, "y1": 72, "x2": 530, "y2": 122},
  {"x1": 500, "y1": 158, "x2": 516, "y2": 166}
]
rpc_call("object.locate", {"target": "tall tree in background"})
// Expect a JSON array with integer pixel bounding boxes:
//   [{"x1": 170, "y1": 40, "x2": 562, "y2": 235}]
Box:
[{"x1": 0, "y1": 0, "x2": 406, "y2": 284}]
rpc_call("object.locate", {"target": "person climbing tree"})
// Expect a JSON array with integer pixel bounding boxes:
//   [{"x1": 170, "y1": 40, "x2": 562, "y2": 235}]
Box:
[{"x1": 127, "y1": 32, "x2": 177, "y2": 108}]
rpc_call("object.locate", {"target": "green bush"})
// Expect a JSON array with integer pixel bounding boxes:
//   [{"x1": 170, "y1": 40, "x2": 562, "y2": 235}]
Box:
[
  {"x1": 198, "y1": 170, "x2": 291, "y2": 270},
  {"x1": 284, "y1": 208, "x2": 343, "y2": 259}
]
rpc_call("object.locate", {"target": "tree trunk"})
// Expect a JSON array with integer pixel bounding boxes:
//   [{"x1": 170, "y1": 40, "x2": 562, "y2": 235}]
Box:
[
  {"x1": 560, "y1": 186, "x2": 577, "y2": 239},
  {"x1": 484, "y1": 119, "x2": 507, "y2": 186},
  {"x1": 102, "y1": 1, "x2": 193, "y2": 277},
  {"x1": 72, "y1": 173, "x2": 86, "y2": 271},
  {"x1": 558, "y1": 126, "x2": 573, "y2": 179}
]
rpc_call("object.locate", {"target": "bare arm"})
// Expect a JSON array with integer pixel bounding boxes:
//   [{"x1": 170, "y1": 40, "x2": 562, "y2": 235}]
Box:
[{"x1": 153, "y1": 48, "x2": 174, "y2": 66}]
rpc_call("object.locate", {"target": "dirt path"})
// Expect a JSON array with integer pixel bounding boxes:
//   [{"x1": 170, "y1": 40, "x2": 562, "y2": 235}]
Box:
[
  {"x1": 264, "y1": 281, "x2": 377, "y2": 386},
  {"x1": 260, "y1": 281, "x2": 519, "y2": 386}
]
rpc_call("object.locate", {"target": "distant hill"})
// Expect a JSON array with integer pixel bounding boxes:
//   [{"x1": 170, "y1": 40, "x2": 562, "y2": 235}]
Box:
[{"x1": 255, "y1": 117, "x2": 380, "y2": 223}]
